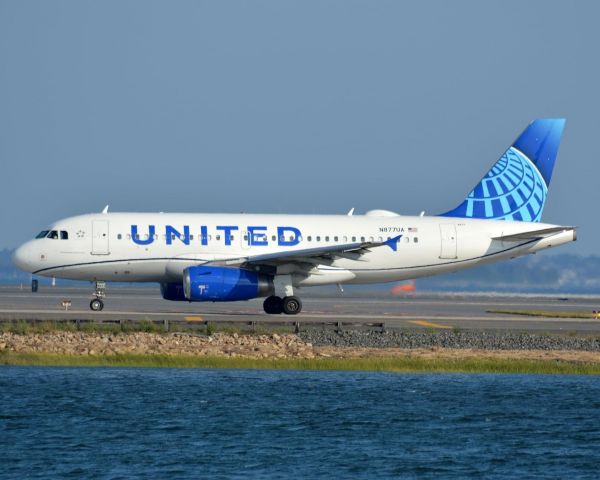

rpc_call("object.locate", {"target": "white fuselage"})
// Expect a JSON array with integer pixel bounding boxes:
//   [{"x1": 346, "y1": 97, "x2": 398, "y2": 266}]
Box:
[{"x1": 12, "y1": 211, "x2": 576, "y2": 288}]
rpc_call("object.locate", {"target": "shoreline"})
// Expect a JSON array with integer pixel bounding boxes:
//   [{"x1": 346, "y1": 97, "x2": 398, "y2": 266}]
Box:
[
  {"x1": 2, "y1": 352, "x2": 600, "y2": 375},
  {"x1": 1, "y1": 331, "x2": 600, "y2": 374}
]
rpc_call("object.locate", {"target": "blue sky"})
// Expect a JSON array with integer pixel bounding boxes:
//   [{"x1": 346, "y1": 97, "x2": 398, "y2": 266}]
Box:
[{"x1": 1, "y1": 1, "x2": 598, "y2": 254}]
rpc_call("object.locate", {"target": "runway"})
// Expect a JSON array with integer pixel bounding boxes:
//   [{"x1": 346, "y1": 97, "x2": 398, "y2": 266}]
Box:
[{"x1": 1, "y1": 285, "x2": 600, "y2": 333}]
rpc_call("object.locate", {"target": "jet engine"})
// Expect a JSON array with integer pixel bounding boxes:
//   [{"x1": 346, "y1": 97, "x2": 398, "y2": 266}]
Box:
[{"x1": 183, "y1": 266, "x2": 273, "y2": 302}]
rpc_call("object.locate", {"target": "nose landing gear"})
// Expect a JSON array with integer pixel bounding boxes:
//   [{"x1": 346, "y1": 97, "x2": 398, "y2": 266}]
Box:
[
  {"x1": 90, "y1": 298, "x2": 104, "y2": 311},
  {"x1": 89, "y1": 281, "x2": 106, "y2": 311}
]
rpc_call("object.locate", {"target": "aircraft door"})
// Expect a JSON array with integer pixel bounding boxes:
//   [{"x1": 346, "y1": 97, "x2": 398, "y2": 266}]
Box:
[
  {"x1": 439, "y1": 224, "x2": 457, "y2": 259},
  {"x1": 92, "y1": 220, "x2": 110, "y2": 255}
]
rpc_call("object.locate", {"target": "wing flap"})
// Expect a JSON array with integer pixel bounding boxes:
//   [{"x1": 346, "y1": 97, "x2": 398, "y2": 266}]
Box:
[{"x1": 210, "y1": 235, "x2": 402, "y2": 267}]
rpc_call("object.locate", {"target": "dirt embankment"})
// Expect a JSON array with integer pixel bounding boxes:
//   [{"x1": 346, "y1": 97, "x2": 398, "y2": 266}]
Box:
[{"x1": 2, "y1": 332, "x2": 600, "y2": 364}]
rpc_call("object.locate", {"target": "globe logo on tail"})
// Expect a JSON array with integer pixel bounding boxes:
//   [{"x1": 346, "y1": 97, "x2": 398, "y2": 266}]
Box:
[{"x1": 463, "y1": 147, "x2": 548, "y2": 222}]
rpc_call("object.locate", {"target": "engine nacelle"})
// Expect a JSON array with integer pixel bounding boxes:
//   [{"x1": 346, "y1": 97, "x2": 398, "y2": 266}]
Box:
[
  {"x1": 183, "y1": 266, "x2": 273, "y2": 302},
  {"x1": 160, "y1": 282, "x2": 187, "y2": 301}
]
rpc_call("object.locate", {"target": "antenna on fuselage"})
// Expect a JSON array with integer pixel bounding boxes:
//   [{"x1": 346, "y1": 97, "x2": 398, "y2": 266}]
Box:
[{"x1": 102, "y1": 205, "x2": 109, "y2": 214}]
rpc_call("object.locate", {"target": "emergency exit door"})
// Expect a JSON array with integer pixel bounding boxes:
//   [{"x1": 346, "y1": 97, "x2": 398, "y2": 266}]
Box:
[
  {"x1": 92, "y1": 220, "x2": 110, "y2": 255},
  {"x1": 439, "y1": 224, "x2": 457, "y2": 259}
]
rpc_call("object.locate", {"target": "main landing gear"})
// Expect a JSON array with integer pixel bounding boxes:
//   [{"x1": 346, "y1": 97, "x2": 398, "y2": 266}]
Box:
[
  {"x1": 90, "y1": 281, "x2": 106, "y2": 311},
  {"x1": 263, "y1": 274, "x2": 302, "y2": 315},
  {"x1": 263, "y1": 295, "x2": 302, "y2": 315}
]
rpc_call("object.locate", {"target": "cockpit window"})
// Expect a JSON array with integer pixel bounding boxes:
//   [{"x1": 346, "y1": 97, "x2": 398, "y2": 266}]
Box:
[
  {"x1": 36, "y1": 230, "x2": 49, "y2": 239},
  {"x1": 60, "y1": 231, "x2": 68, "y2": 240},
  {"x1": 47, "y1": 230, "x2": 59, "y2": 240}
]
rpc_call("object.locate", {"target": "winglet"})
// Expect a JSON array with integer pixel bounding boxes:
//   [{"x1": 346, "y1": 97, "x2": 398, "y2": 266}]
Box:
[
  {"x1": 347, "y1": 208, "x2": 355, "y2": 216},
  {"x1": 385, "y1": 235, "x2": 402, "y2": 251},
  {"x1": 102, "y1": 205, "x2": 109, "y2": 214}
]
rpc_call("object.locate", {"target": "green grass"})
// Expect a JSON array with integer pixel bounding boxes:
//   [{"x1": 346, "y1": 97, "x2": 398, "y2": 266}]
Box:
[
  {"x1": 1, "y1": 351, "x2": 599, "y2": 375},
  {"x1": 0, "y1": 320, "x2": 171, "y2": 335},
  {"x1": 488, "y1": 309, "x2": 599, "y2": 319}
]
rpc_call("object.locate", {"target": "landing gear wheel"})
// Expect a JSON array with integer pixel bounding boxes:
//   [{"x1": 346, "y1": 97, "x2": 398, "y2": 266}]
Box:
[
  {"x1": 263, "y1": 296, "x2": 283, "y2": 314},
  {"x1": 282, "y1": 296, "x2": 302, "y2": 315},
  {"x1": 90, "y1": 299, "x2": 104, "y2": 311}
]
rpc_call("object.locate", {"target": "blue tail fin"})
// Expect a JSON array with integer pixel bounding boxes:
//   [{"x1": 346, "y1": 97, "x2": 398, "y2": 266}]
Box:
[{"x1": 441, "y1": 118, "x2": 566, "y2": 222}]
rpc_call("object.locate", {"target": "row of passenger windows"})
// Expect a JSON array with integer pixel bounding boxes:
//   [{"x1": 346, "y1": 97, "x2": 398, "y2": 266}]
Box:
[
  {"x1": 36, "y1": 230, "x2": 68, "y2": 240},
  {"x1": 34, "y1": 229, "x2": 420, "y2": 244},
  {"x1": 116, "y1": 233, "x2": 419, "y2": 243}
]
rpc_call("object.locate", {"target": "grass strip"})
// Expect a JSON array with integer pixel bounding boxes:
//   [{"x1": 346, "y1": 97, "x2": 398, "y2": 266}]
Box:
[
  {"x1": 488, "y1": 309, "x2": 599, "y2": 319},
  {"x1": 1, "y1": 351, "x2": 600, "y2": 375}
]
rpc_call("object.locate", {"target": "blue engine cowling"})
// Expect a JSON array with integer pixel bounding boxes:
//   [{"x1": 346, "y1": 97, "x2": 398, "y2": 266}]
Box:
[
  {"x1": 160, "y1": 282, "x2": 187, "y2": 301},
  {"x1": 183, "y1": 266, "x2": 273, "y2": 302}
]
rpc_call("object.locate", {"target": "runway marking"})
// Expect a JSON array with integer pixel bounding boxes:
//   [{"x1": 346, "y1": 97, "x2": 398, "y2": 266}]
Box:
[
  {"x1": 184, "y1": 316, "x2": 203, "y2": 321},
  {"x1": 408, "y1": 320, "x2": 452, "y2": 329}
]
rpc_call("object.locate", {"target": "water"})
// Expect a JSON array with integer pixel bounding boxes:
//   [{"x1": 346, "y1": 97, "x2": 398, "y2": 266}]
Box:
[{"x1": 1, "y1": 368, "x2": 600, "y2": 479}]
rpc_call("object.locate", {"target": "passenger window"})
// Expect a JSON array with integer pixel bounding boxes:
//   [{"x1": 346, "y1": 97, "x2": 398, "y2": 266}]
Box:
[
  {"x1": 352, "y1": 236, "x2": 356, "y2": 242},
  {"x1": 307, "y1": 236, "x2": 312, "y2": 242},
  {"x1": 334, "y1": 236, "x2": 339, "y2": 242},
  {"x1": 414, "y1": 237, "x2": 419, "y2": 243},
  {"x1": 117, "y1": 234, "x2": 122, "y2": 240},
  {"x1": 230, "y1": 235, "x2": 235, "y2": 241},
  {"x1": 325, "y1": 236, "x2": 330, "y2": 242},
  {"x1": 316, "y1": 236, "x2": 321, "y2": 242},
  {"x1": 47, "y1": 230, "x2": 58, "y2": 240},
  {"x1": 272, "y1": 235, "x2": 276, "y2": 242},
  {"x1": 36, "y1": 230, "x2": 49, "y2": 239},
  {"x1": 361, "y1": 237, "x2": 365, "y2": 242},
  {"x1": 404, "y1": 237, "x2": 409, "y2": 243},
  {"x1": 369, "y1": 237, "x2": 374, "y2": 242},
  {"x1": 378, "y1": 236, "x2": 382, "y2": 242},
  {"x1": 343, "y1": 236, "x2": 347, "y2": 242},
  {"x1": 216, "y1": 235, "x2": 221, "y2": 241}
]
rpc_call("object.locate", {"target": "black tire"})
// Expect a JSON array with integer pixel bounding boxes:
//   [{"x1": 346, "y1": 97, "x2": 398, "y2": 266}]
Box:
[
  {"x1": 282, "y1": 296, "x2": 302, "y2": 315},
  {"x1": 90, "y1": 299, "x2": 104, "y2": 311},
  {"x1": 263, "y1": 296, "x2": 283, "y2": 314}
]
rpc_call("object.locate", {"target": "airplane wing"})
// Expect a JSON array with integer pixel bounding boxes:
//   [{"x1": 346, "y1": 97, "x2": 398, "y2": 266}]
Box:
[
  {"x1": 492, "y1": 226, "x2": 576, "y2": 242},
  {"x1": 207, "y1": 235, "x2": 402, "y2": 268}
]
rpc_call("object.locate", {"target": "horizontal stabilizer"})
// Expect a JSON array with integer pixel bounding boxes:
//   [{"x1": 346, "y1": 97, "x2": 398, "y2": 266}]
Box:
[{"x1": 492, "y1": 226, "x2": 576, "y2": 242}]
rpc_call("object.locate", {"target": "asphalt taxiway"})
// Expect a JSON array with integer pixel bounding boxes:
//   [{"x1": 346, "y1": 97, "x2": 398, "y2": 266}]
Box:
[{"x1": 1, "y1": 285, "x2": 600, "y2": 333}]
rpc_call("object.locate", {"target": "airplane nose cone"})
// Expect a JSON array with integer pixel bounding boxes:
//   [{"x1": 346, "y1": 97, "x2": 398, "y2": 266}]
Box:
[{"x1": 12, "y1": 243, "x2": 34, "y2": 272}]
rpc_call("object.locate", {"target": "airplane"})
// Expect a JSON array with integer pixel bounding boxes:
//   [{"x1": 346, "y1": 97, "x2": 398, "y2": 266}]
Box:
[{"x1": 12, "y1": 119, "x2": 575, "y2": 314}]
